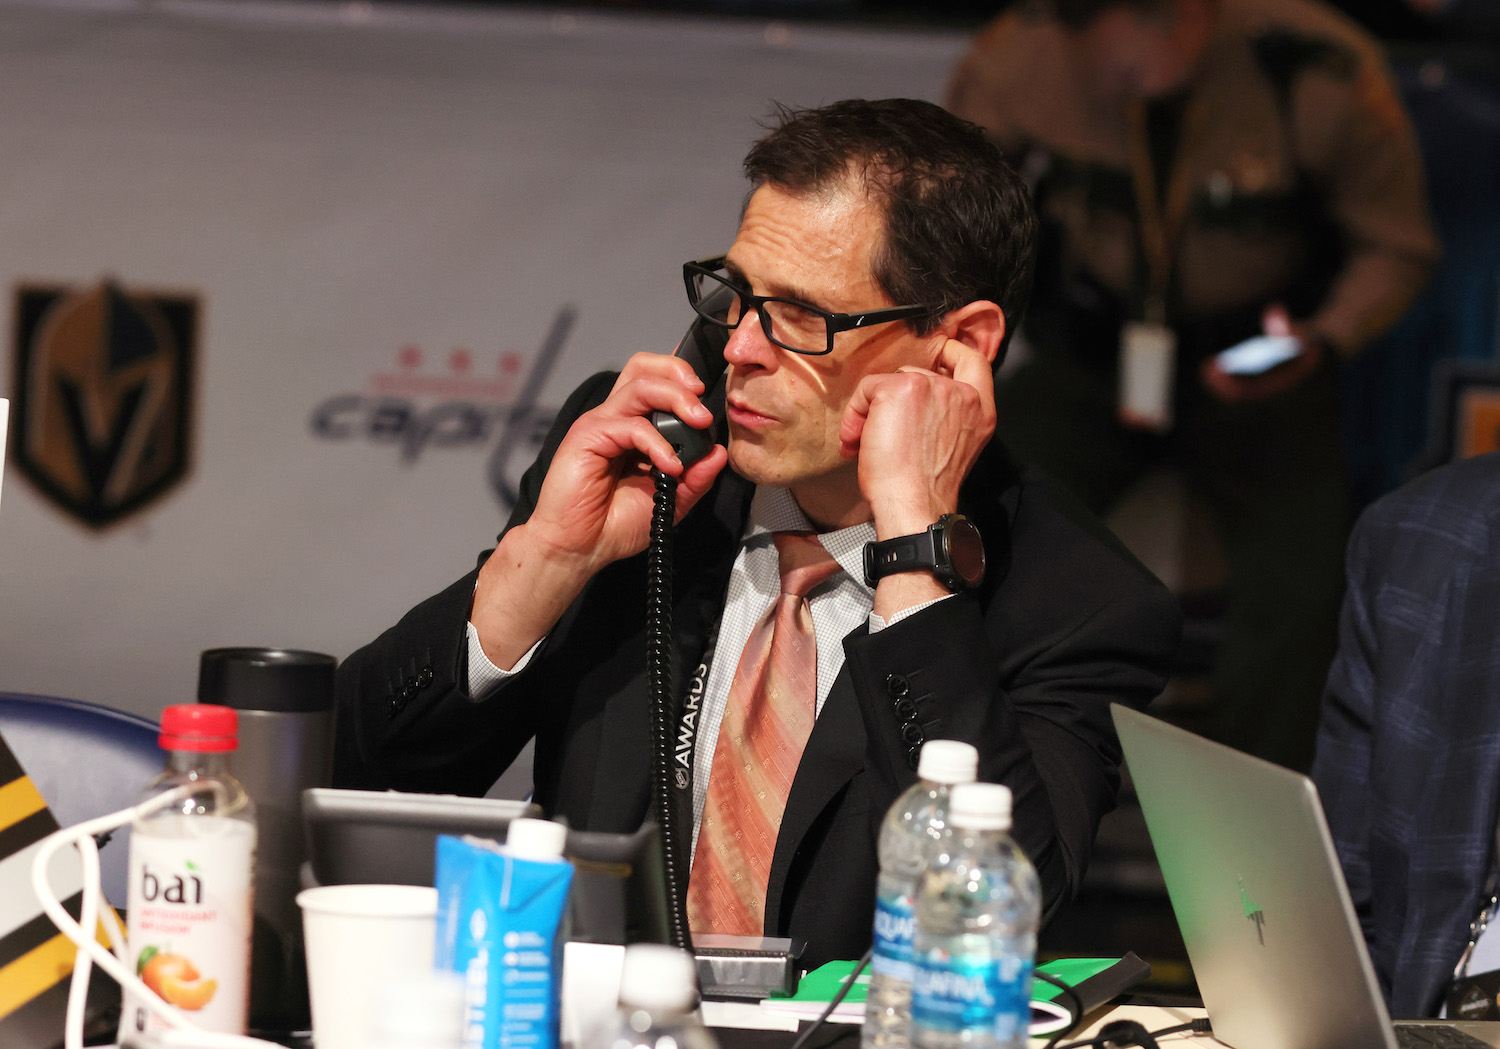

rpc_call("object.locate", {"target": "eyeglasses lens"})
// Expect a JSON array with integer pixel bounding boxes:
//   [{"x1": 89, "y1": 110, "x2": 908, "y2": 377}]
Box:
[
  {"x1": 691, "y1": 269, "x2": 741, "y2": 325},
  {"x1": 691, "y1": 266, "x2": 829, "y2": 354},
  {"x1": 760, "y1": 300, "x2": 829, "y2": 354}
]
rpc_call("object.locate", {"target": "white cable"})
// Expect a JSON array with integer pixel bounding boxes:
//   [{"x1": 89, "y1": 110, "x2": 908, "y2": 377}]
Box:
[
  {"x1": 68, "y1": 836, "x2": 136, "y2": 1047},
  {"x1": 30, "y1": 791, "x2": 284, "y2": 1049},
  {"x1": 65, "y1": 830, "x2": 99, "y2": 1049}
]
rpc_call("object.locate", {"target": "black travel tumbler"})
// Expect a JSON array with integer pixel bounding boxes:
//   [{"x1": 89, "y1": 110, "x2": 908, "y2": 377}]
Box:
[{"x1": 198, "y1": 647, "x2": 336, "y2": 1036}]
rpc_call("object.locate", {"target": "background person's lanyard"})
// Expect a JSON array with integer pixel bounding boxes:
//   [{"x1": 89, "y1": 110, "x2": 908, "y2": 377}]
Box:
[
  {"x1": 1116, "y1": 96, "x2": 1204, "y2": 431},
  {"x1": 1127, "y1": 96, "x2": 1203, "y2": 324}
]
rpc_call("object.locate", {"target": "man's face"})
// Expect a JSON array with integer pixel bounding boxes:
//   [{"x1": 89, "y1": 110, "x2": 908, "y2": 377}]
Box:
[
  {"x1": 1071, "y1": 3, "x2": 1205, "y2": 99},
  {"x1": 719, "y1": 180, "x2": 936, "y2": 503}
]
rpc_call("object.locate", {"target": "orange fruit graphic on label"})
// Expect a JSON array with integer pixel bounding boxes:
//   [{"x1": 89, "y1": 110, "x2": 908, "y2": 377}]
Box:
[{"x1": 140, "y1": 951, "x2": 219, "y2": 1011}]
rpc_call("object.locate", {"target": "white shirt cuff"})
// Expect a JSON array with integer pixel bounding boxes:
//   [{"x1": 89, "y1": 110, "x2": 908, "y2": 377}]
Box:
[
  {"x1": 868, "y1": 593, "x2": 953, "y2": 633},
  {"x1": 465, "y1": 621, "x2": 544, "y2": 700}
]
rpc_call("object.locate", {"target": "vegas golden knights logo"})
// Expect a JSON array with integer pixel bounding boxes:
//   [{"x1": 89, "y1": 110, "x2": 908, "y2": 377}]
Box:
[{"x1": 11, "y1": 281, "x2": 197, "y2": 527}]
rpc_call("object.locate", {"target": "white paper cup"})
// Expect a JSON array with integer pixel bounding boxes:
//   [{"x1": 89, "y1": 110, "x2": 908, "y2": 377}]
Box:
[{"x1": 297, "y1": 884, "x2": 438, "y2": 1049}]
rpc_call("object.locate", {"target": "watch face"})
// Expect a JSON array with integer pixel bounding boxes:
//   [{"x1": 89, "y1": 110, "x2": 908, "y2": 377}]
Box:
[{"x1": 945, "y1": 518, "x2": 986, "y2": 588}]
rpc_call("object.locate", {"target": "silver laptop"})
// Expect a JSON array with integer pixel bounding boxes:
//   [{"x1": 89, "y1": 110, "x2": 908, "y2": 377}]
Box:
[{"x1": 1111, "y1": 704, "x2": 1500, "y2": 1049}]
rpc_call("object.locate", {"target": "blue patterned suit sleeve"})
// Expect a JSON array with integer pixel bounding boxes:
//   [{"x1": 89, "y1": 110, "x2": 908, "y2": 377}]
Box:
[
  {"x1": 1314, "y1": 508, "x2": 1381, "y2": 946},
  {"x1": 1313, "y1": 451, "x2": 1500, "y2": 1018}
]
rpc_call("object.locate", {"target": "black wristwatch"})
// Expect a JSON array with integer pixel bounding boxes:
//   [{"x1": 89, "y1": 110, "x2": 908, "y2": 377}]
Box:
[{"x1": 863, "y1": 514, "x2": 986, "y2": 593}]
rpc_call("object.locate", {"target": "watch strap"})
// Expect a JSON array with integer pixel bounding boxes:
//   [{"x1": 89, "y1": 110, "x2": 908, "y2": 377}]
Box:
[{"x1": 864, "y1": 528, "x2": 940, "y2": 587}]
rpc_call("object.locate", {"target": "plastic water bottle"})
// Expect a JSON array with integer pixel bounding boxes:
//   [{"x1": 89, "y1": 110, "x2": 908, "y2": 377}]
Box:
[
  {"x1": 604, "y1": 943, "x2": 718, "y2": 1049},
  {"x1": 120, "y1": 704, "x2": 257, "y2": 1048},
  {"x1": 911, "y1": 783, "x2": 1039, "y2": 1049},
  {"x1": 862, "y1": 740, "x2": 979, "y2": 1049}
]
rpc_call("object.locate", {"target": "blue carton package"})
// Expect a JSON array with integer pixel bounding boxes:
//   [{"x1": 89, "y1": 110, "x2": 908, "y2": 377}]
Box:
[{"x1": 436, "y1": 833, "x2": 574, "y2": 1049}]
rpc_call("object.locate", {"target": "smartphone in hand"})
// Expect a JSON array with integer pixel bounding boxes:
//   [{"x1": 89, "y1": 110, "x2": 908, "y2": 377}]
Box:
[{"x1": 1214, "y1": 334, "x2": 1303, "y2": 376}]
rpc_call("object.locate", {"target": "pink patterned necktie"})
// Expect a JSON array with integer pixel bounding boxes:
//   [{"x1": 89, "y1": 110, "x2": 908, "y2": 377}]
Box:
[{"x1": 687, "y1": 532, "x2": 841, "y2": 936}]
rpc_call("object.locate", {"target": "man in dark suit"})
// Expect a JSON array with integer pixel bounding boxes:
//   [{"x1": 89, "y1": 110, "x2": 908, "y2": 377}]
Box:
[
  {"x1": 334, "y1": 98, "x2": 1182, "y2": 968},
  {"x1": 1313, "y1": 451, "x2": 1500, "y2": 1017}
]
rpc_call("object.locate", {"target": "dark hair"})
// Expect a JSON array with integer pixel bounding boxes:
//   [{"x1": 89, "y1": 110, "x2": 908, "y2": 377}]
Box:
[{"x1": 742, "y1": 98, "x2": 1038, "y2": 363}]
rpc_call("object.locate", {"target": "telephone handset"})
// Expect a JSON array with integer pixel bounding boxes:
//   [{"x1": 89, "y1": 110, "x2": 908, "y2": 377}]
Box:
[
  {"x1": 650, "y1": 281, "x2": 734, "y2": 464},
  {"x1": 647, "y1": 284, "x2": 734, "y2": 952}
]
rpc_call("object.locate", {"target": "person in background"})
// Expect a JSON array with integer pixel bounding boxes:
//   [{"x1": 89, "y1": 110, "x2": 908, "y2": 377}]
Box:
[
  {"x1": 947, "y1": 0, "x2": 1440, "y2": 771},
  {"x1": 1314, "y1": 452, "x2": 1500, "y2": 1019},
  {"x1": 1399, "y1": 0, "x2": 1500, "y2": 38},
  {"x1": 333, "y1": 98, "x2": 1181, "y2": 968}
]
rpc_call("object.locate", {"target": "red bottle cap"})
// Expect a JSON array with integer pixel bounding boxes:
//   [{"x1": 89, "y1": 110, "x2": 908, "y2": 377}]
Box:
[{"x1": 159, "y1": 704, "x2": 239, "y2": 753}]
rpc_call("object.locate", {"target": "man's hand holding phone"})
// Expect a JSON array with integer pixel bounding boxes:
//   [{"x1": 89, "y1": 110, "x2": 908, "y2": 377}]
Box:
[
  {"x1": 1201, "y1": 305, "x2": 1323, "y2": 403},
  {"x1": 470, "y1": 352, "x2": 726, "y2": 671}
]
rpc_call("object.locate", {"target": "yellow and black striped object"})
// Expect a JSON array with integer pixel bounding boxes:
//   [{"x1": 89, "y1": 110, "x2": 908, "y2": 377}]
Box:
[{"x1": 0, "y1": 733, "x2": 120, "y2": 1048}]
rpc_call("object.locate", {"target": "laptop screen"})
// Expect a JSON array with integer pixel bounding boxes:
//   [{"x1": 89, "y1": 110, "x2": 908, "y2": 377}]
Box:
[{"x1": 1111, "y1": 705, "x2": 1398, "y2": 1049}]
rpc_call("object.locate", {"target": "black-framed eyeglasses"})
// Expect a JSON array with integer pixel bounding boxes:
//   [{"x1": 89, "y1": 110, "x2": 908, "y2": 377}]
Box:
[{"x1": 683, "y1": 255, "x2": 935, "y2": 356}]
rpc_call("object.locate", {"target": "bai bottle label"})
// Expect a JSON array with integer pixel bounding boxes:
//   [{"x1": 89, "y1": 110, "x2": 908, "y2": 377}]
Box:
[{"x1": 121, "y1": 819, "x2": 255, "y2": 1045}]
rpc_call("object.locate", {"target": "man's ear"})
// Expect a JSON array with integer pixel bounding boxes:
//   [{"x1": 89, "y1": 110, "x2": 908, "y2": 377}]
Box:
[{"x1": 932, "y1": 300, "x2": 1006, "y2": 366}]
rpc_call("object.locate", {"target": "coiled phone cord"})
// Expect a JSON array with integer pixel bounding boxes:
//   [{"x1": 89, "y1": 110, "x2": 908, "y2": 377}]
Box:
[{"x1": 648, "y1": 465, "x2": 693, "y2": 951}]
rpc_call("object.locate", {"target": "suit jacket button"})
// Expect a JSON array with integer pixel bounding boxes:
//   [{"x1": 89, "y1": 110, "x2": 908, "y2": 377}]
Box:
[
  {"x1": 894, "y1": 697, "x2": 918, "y2": 720},
  {"x1": 907, "y1": 745, "x2": 922, "y2": 770},
  {"x1": 885, "y1": 674, "x2": 910, "y2": 699},
  {"x1": 417, "y1": 666, "x2": 434, "y2": 687},
  {"x1": 901, "y1": 723, "x2": 925, "y2": 746}
]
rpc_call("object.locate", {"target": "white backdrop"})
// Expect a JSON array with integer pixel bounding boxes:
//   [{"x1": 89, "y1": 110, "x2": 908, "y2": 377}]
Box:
[{"x1": 0, "y1": 0, "x2": 967, "y2": 726}]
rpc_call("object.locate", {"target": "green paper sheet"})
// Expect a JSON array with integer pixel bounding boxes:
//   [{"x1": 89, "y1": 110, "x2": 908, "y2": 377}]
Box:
[{"x1": 782, "y1": 956, "x2": 1128, "y2": 1005}]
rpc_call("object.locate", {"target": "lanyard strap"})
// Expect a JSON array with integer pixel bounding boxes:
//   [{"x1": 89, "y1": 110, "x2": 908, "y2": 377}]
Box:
[
  {"x1": 672, "y1": 612, "x2": 722, "y2": 798},
  {"x1": 1126, "y1": 96, "x2": 1205, "y2": 323}
]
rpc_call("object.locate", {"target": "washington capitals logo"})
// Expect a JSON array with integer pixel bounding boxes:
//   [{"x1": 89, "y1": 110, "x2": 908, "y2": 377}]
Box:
[{"x1": 10, "y1": 281, "x2": 197, "y2": 527}]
